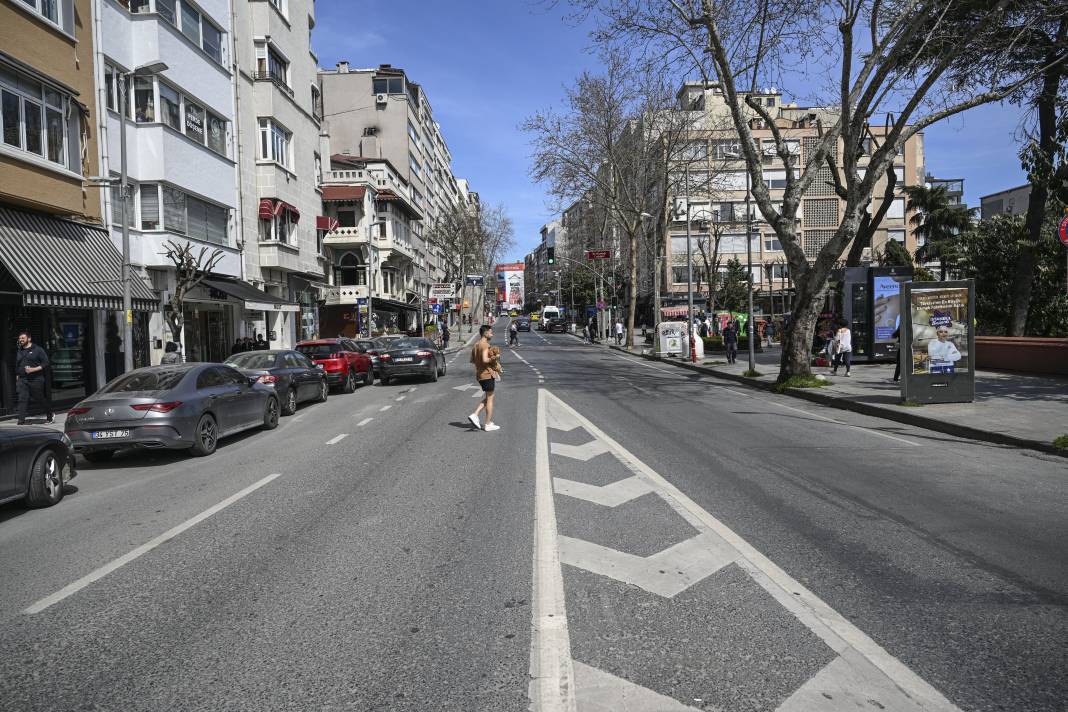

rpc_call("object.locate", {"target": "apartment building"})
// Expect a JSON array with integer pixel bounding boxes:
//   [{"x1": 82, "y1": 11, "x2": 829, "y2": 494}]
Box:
[
  {"x1": 523, "y1": 220, "x2": 567, "y2": 310},
  {"x1": 662, "y1": 81, "x2": 925, "y2": 317},
  {"x1": 318, "y1": 62, "x2": 462, "y2": 333},
  {"x1": 980, "y1": 184, "x2": 1031, "y2": 221},
  {"x1": 0, "y1": 0, "x2": 156, "y2": 416},
  {"x1": 95, "y1": 0, "x2": 255, "y2": 365},
  {"x1": 231, "y1": 0, "x2": 324, "y2": 347}
]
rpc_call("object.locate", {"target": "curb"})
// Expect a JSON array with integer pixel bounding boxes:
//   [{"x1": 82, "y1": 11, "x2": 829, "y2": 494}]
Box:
[{"x1": 608, "y1": 345, "x2": 1066, "y2": 458}]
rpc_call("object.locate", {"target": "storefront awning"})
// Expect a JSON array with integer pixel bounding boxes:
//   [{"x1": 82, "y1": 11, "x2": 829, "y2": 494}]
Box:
[
  {"x1": 322, "y1": 186, "x2": 367, "y2": 202},
  {"x1": 201, "y1": 277, "x2": 299, "y2": 313},
  {"x1": 258, "y1": 198, "x2": 300, "y2": 223},
  {"x1": 661, "y1": 306, "x2": 691, "y2": 318},
  {"x1": 315, "y1": 216, "x2": 340, "y2": 232},
  {"x1": 0, "y1": 206, "x2": 158, "y2": 311}
]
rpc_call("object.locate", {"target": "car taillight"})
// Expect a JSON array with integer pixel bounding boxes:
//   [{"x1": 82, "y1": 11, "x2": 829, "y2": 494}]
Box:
[
  {"x1": 131, "y1": 401, "x2": 183, "y2": 413},
  {"x1": 416, "y1": 350, "x2": 433, "y2": 358},
  {"x1": 67, "y1": 406, "x2": 91, "y2": 415},
  {"x1": 380, "y1": 354, "x2": 392, "y2": 360},
  {"x1": 257, "y1": 374, "x2": 278, "y2": 384}
]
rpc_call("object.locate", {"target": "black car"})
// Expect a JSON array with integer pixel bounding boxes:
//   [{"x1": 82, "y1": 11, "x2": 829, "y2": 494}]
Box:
[
  {"x1": 351, "y1": 339, "x2": 383, "y2": 376},
  {"x1": 378, "y1": 338, "x2": 447, "y2": 384},
  {"x1": 546, "y1": 317, "x2": 568, "y2": 334},
  {"x1": 514, "y1": 317, "x2": 531, "y2": 332},
  {"x1": 0, "y1": 424, "x2": 77, "y2": 507},
  {"x1": 225, "y1": 349, "x2": 328, "y2": 416}
]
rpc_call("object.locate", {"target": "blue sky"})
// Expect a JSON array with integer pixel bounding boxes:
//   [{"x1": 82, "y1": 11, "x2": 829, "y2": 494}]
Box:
[{"x1": 312, "y1": 2, "x2": 1031, "y2": 263}]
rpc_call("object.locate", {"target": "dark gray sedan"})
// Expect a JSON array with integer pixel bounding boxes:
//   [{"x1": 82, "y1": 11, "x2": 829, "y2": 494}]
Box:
[
  {"x1": 0, "y1": 425, "x2": 76, "y2": 507},
  {"x1": 378, "y1": 338, "x2": 447, "y2": 384},
  {"x1": 225, "y1": 349, "x2": 328, "y2": 416},
  {"x1": 65, "y1": 364, "x2": 280, "y2": 462}
]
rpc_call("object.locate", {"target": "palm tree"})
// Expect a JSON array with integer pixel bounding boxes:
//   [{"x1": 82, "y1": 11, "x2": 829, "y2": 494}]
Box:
[{"x1": 903, "y1": 184, "x2": 974, "y2": 280}]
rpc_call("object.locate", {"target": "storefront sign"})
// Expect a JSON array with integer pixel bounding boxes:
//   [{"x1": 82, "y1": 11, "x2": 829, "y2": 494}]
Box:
[{"x1": 901, "y1": 280, "x2": 975, "y2": 403}]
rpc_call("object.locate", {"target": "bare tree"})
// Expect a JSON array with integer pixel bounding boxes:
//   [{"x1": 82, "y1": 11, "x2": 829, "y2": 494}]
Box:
[
  {"x1": 694, "y1": 218, "x2": 725, "y2": 312},
  {"x1": 161, "y1": 240, "x2": 225, "y2": 348},
  {"x1": 575, "y1": 0, "x2": 1066, "y2": 381}
]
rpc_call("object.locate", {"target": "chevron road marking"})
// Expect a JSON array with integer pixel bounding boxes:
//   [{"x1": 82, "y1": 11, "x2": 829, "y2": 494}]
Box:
[
  {"x1": 550, "y1": 440, "x2": 611, "y2": 462},
  {"x1": 453, "y1": 383, "x2": 480, "y2": 391},
  {"x1": 553, "y1": 475, "x2": 655, "y2": 508},
  {"x1": 572, "y1": 661, "x2": 701, "y2": 712}
]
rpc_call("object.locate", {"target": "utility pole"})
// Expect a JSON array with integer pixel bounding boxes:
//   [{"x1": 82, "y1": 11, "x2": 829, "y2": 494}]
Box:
[
  {"x1": 685, "y1": 163, "x2": 696, "y2": 362},
  {"x1": 745, "y1": 170, "x2": 755, "y2": 372}
]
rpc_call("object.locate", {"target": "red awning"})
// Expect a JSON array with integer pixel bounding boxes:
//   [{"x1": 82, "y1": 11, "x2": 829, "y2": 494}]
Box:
[
  {"x1": 258, "y1": 198, "x2": 276, "y2": 220},
  {"x1": 278, "y1": 201, "x2": 299, "y2": 223},
  {"x1": 315, "y1": 216, "x2": 339, "y2": 233},
  {"x1": 258, "y1": 199, "x2": 300, "y2": 222},
  {"x1": 322, "y1": 185, "x2": 367, "y2": 202},
  {"x1": 660, "y1": 306, "x2": 690, "y2": 318}
]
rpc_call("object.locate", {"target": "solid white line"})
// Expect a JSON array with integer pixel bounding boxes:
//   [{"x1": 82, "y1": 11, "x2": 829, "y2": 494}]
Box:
[
  {"x1": 379, "y1": 405, "x2": 392, "y2": 412},
  {"x1": 395, "y1": 395, "x2": 406, "y2": 401},
  {"x1": 326, "y1": 434, "x2": 348, "y2": 445},
  {"x1": 357, "y1": 417, "x2": 373, "y2": 426},
  {"x1": 614, "y1": 353, "x2": 679, "y2": 374},
  {"x1": 23, "y1": 473, "x2": 282, "y2": 615},
  {"x1": 529, "y1": 389, "x2": 577, "y2": 711},
  {"x1": 544, "y1": 392, "x2": 956, "y2": 711}
]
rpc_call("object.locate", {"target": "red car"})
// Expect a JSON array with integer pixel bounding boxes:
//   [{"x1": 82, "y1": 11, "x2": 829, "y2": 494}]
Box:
[{"x1": 296, "y1": 339, "x2": 374, "y2": 393}]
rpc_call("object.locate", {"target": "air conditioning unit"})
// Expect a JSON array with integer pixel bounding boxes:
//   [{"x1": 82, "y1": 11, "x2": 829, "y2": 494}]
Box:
[{"x1": 376, "y1": 93, "x2": 388, "y2": 105}]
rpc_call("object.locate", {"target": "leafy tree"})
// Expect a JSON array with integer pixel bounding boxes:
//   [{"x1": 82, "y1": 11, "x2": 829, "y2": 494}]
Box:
[
  {"x1": 876, "y1": 239, "x2": 935, "y2": 281},
  {"x1": 903, "y1": 184, "x2": 975, "y2": 279},
  {"x1": 717, "y1": 258, "x2": 748, "y2": 312}
]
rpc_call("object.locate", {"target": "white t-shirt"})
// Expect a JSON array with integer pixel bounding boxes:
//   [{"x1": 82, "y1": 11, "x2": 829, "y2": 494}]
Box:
[
  {"x1": 835, "y1": 328, "x2": 852, "y2": 352},
  {"x1": 928, "y1": 339, "x2": 961, "y2": 364},
  {"x1": 614, "y1": 322, "x2": 623, "y2": 334}
]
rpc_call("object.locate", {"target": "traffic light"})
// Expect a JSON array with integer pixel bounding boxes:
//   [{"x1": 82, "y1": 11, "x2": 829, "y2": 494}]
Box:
[{"x1": 547, "y1": 246, "x2": 555, "y2": 265}]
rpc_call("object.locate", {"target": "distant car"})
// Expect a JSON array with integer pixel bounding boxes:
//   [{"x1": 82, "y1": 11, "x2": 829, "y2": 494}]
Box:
[
  {"x1": 0, "y1": 424, "x2": 77, "y2": 507},
  {"x1": 379, "y1": 337, "x2": 447, "y2": 384},
  {"x1": 351, "y1": 339, "x2": 384, "y2": 376},
  {"x1": 546, "y1": 318, "x2": 568, "y2": 334},
  {"x1": 514, "y1": 317, "x2": 531, "y2": 332},
  {"x1": 296, "y1": 339, "x2": 373, "y2": 392},
  {"x1": 225, "y1": 349, "x2": 328, "y2": 416},
  {"x1": 65, "y1": 364, "x2": 280, "y2": 461}
]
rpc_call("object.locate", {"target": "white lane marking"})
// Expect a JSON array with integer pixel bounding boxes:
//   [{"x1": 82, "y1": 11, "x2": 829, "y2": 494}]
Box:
[
  {"x1": 471, "y1": 391, "x2": 484, "y2": 398},
  {"x1": 574, "y1": 661, "x2": 700, "y2": 711},
  {"x1": 538, "y1": 378, "x2": 545, "y2": 383},
  {"x1": 357, "y1": 418, "x2": 373, "y2": 427},
  {"x1": 529, "y1": 390, "x2": 577, "y2": 711},
  {"x1": 614, "y1": 353, "x2": 679, "y2": 374},
  {"x1": 550, "y1": 439, "x2": 611, "y2": 461},
  {"x1": 291, "y1": 414, "x2": 305, "y2": 422},
  {"x1": 554, "y1": 475, "x2": 654, "y2": 507},
  {"x1": 379, "y1": 405, "x2": 392, "y2": 412},
  {"x1": 326, "y1": 434, "x2": 348, "y2": 445},
  {"x1": 23, "y1": 473, "x2": 282, "y2": 615},
  {"x1": 544, "y1": 391, "x2": 959, "y2": 711},
  {"x1": 453, "y1": 383, "x2": 480, "y2": 392},
  {"x1": 395, "y1": 395, "x2": 406, "y2": 401}
]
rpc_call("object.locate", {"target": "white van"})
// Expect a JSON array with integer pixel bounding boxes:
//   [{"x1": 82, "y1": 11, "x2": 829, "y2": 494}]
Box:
[{"x1": 540, "y1": 306, "x2": 560, "y2": 329}]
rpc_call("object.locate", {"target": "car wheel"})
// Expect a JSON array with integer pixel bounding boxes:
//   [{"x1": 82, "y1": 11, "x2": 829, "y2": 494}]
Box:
[
  {"x1": 341, "y1": 369, "x2": 357, "y2": 394},
  {"x1": 428, "y1": 365, "x2": 439, "y2": 382},
  {"x1": 282, "y1": 387, "x2": 298, "y2": 416},
  {"x1": 189, "y1": 414, "x2": 218, "y2": 457},
  {"x1": 262, "y1": 396, "x2": 280, "y2": 430},
  {"x1": 364, "y1": 368, "x2": 374, "y2": 386},
  {"x1": 25, "y1": 449, "x2": 65, "y2": 508},
  {"x1": 83, "y1": 450, "x2": 115, "y2": 464},
  {"x1": 315, "y1": 379, "x2": 329, "y2": 403}
]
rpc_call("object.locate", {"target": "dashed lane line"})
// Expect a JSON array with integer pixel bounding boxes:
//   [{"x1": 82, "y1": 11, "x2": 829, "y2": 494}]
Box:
[
  {"x1": 325, "y1": 434, "x2": 349, "y2": 445},
  {"x1": 357, "y1": 418, "x2": 373, "y2": 426},
  {"x1": 395, "y1": 395, "x2": 406, "y2": 401},
  {"x1": 23, "y1": 473, "x2": 283, "y2": 615},
  {"x1": 379, "y1": 405, "x2": 393, "y2": 412}
]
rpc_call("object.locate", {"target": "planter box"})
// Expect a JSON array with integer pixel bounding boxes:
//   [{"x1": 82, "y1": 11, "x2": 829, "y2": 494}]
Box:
[{"x1": 975, "y1": 336, "x2": 1068, "y2": 375}]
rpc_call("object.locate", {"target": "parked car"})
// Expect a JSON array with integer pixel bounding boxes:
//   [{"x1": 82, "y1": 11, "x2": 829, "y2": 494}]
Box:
[
  {"x1": 351, "y1": 339, "x2": 383, "y2": 377},
  {"x1": 225, "y1": 349, "x2": 328, "y2": 416},
  {"x1": 546, "y1": 317, "x2": 568, "y2": 334},
  {"x1": 65, "y1": 364, "x2": 280, "y2": 461},
  {"x1": 296, "y1": 339, "x2": 373, "y2": 392},
  {"x1": 0, "y1": 425, "x2": 77, "y2": 507},
  {"x1": 378, "y1": 338, "x2": 447, "y2": 384},
  {"x1": 514, "y1": 317, "x2": 531, "y2": 332}
]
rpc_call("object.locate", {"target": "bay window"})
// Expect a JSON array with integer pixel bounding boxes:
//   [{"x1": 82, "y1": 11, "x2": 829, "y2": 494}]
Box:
[
  {"x1": 136, "y1": 0, "x2": 225, "y2": 65},
  {"x1": 140, "y1": 184, "x2": 160, "y2": 229},
  {"x1": 17, "y1": 0, "x2": 60, "y2": 25},
  {"x1": 0, "y1": 63, "x2": 76, "y2": 170},
  {"x1": 156, "y1": 0, "x2": 176, "y2": 24},
  {"x1": 180, "y1": 2, "x2": 201, "y2": 46},
  {"x1": 184, "y1": 100, "x2": 205, "y2": 144},
  {"x1": 163, "y1": 186, "x2": 187, "y2": 234},
  {"x1": 146, "y1": 183, "x2": 228, "y2": 244},
  {"x1": 160, "y1": 83, "x2": 181, "y2": 130},
  {"x1": 134, "y1": 76, "x2": 154, "y2": 123},
  {"x1": 258, "y1": 118, "x2": 291, "y2": 168}
]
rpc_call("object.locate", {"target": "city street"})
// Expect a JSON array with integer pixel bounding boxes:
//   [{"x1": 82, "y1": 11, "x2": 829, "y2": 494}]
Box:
[{"x1": 1, "y1": 322, "x2": 1066, "y2": 711}]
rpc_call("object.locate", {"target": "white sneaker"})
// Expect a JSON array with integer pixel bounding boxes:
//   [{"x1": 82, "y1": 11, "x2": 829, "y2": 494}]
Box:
[
  {"x1": 467, "y1": 413, "x2": 481, "y2": 429},
  {"x1": 484, "y1": 423, "x2": 501, "y2": 432}
]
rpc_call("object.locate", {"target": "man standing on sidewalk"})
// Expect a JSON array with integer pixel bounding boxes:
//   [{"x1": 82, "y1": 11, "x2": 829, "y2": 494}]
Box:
[
  {"x1": 15, "y1": 331, "x2": 54, "y2": 425},
  {"x1": 614, "y1": 319, "x2": 624, "y2": 345},
  {"x1": 468, "y1": 324, "x2": 501, "y2": 432},
  {"x1": 723, "y1": 320, "x2": 739, "y2": 365}
]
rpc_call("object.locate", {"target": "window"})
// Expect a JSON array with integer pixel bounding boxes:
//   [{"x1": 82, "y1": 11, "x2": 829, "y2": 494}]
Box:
[
  {"x1": 256, "y1": 43, "x2": 288, "y2": 84},
  {"x1": 887, "y1": 197, "x2": 905, "y2": 219},
  {"x1": 767, "y1": 264, "x2": 788, "y2": 280},
  {"x1": 409, "y1": 154, "x2": 422, "y2": 178},
  {"x1": 681, "y1": 140, "x2": 707, "y2": 161},
  {"x1": 337, "y1": 209, "x2": 357, "y2": 228},
  {"x1": 202, "y1": 21, "x2": 223, "y2": 64},
  {"x1": 206, "y1": 111, "x2": 226, "y2": 155},
  {"x1": 134, "y1": 76, "x2": 154, "y2": 123},
  {"x1": 670, "y1": 236, "x2": 690, "y2": 254},
  {"x1": 258, "y1": 118, "x2": 291, "y2": 167},
  {"x1": 110, "y1": 181, "x2": 135, "y2": 227},
  {"x1": 163, "y1": 186, "x2": 187, "y2": 234},
  {"x1": 140, "y1": 183, "x2": 160, "y2": 229},
  {"x1": 156, "y1": 0, "x2": 176, "y2": 25},
  {"x1": 0, "y1": 65, "x2": 73, "y2": 168},
  {"x1": 888, "y1": 229, "x2": 905, "y2": 243},
  {"x1": 180, "y1": 2, "x2": 201, "y2": 45},
  {"x1": 764, "y1": 237, "x2": 783, "y2": 251},
  {"x1": 711, "y1": 139, "x2": 741, "y2": 160},
  {"x1": 104, "y1": 65, "x2": 118, "y2": 112},
  {"x1": 267, "y1": 0, "x2": 286, "y2": 15},
  {"x1": 720, "y1": 234, "x2": 750, "y2": 252},
  {"x1": 313, "y1": 153, "x2": 322, "y2": 185},
  {"x1": 18, "y1": 0, "x2": 60, "y2": 25},
  {"x1": 184, "y1": 100, "x2": 205, "y2": 144},
  {"x1": 763, "y1": 170, "x2": 787, "y2": 189},
  {"x1": 311, "y1": 85, "x2": 322, "y2": 120},
  {"x1": 407, "y1": 120, "x2": 421, "y2": 150},
  {"x1": 892, "y1": 165, "x2": 905, "y2": 184},
  {"x1": 722, "y1": 171, "x2": 747, "y2": 190},
  {"x1": 159, "y1": 83, "x2": 181, "y2": 129},
  {"x1": 130, "y1": 0, "x2": 151, "y2": 13}
]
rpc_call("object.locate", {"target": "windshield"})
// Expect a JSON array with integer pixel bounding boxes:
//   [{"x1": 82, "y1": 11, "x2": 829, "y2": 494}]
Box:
[
  {"x1": 354, "y1": 341, "x2": 377, "y2": 352},
  {"x1": 388, "y1": 339, "x2": 429, "y2": 350},
  {"x1": 297, "y1": 344, "x2": 340, "y2": 359},
  {"x1": 226, "y1": 353, "x2": 278, "y2": 369},
  {"x1": 102, "y1": 369, "x2": 188, "y2": 394}
]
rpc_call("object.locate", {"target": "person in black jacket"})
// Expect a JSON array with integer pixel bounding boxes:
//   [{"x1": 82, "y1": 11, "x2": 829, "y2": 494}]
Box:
[{"x1": 15, "y1": 331, "x2": 54, "y2": 425}]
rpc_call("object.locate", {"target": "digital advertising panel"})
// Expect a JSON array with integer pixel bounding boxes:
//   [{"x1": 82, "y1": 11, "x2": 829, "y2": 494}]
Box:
[
  {"x1": 495, "y1": 262, "x2": 525, "y2": 311},
  {"x1": 901, "y1": 280, "x2": 975, "y2": 404}
]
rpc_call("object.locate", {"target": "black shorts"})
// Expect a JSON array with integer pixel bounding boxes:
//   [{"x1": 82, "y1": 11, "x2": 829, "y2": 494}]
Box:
[{"x1": 478, "y1": 378, "x2": 496, "y2": 392}]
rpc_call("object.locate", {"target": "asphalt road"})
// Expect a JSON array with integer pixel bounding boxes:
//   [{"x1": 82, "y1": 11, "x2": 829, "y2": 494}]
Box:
[{"x1": 0, "y1": 321, "x2": 1065, "y2": 711}]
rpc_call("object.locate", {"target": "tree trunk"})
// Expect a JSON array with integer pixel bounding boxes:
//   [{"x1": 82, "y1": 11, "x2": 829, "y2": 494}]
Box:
[
  {"x1": 1010, "y1": 31, "x2": 1064, "y2": 336},
  {"x1": 625, "y1": 228, "x2": 639, "y2": 350},
  {"x1": 776, "y1": 277, "x2": 825, "y2": 382}
]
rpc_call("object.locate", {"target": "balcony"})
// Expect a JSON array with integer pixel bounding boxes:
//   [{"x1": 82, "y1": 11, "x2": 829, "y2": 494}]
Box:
[
  {"x1": 253, "y1": 71, "x2": 295, "y2": 98},
  {"x1": 322, "y1": 225, "x2": 366, "y2": 248}
]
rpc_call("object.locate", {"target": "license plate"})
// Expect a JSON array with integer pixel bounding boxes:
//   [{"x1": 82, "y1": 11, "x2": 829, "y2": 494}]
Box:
[
  {"x1": 394, "y1": 357, "x2": 413, "y2": 363},
  {"x1": 92, "y1": 430, "x2": 130, "y2": 440}
]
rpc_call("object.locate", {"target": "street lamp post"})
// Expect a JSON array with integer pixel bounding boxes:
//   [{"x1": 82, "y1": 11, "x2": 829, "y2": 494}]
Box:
[
  {"x1": 724, "y1": 151, "x2": 757, "y2": 373},
  {"x1": 117, "y1": 62, "x2": 167, "y2": 372},
  {"x1": 684, "y1": 164, "x2": 696, "y2": 362}
]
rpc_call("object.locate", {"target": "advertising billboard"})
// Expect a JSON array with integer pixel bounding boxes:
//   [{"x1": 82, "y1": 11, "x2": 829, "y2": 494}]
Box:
[
  {"x1": 495, "y1": 262, "x2": 525, "y2": 310},
  {"x1": 901, "y1": 280, "x2": 975, "y2": 404}
]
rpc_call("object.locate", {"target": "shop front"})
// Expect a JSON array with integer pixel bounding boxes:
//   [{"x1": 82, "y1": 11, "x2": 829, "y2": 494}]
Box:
[
  {"x1": 0, "y1": 206, "x2": 158, "y2": 417},
  {"x1": 199, "y1": 276, "x2": 298, "y2": 353}
]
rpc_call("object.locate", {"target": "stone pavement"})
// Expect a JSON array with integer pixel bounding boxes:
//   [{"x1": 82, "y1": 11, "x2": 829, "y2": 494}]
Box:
[{"x1": 605, "y1": 336, "x2": 1068, "y2": 456}]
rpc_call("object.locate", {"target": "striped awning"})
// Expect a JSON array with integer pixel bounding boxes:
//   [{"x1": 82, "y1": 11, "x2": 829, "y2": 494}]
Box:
[{"x1": 0, "y1": 206, "x2": 158, "y2": 311}]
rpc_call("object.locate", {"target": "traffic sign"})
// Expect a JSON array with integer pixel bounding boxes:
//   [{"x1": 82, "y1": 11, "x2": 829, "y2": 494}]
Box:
[
  {"x1": 586, "y1": 249, "x2": 612, "y2": 260},
  {"x1": 1058, "y1": 215, "x2": 1068, "y2": 246},
  {"x1": 431, "y1": 303, "x2": 443, "y2": 314},
  {"x1": 465, "y1": 275, "x2": 485, "y2": 286},
  {"x1": 430, "y1": 283, "x2": 455, "y2": 299}
]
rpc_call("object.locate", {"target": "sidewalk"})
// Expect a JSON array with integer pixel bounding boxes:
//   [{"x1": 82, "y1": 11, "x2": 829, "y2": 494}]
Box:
[{"x1": 608, "y1": 340, "x2": 1068, "y2": 456}]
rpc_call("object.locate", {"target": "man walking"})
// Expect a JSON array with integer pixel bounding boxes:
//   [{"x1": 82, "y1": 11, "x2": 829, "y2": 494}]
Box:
[
  {"x1": 468, "y1": 324, "x2": 501, "y2": 432},
  {"x1": 723, "y1": 320, "x2": 739, "y2": 365},
  {"x1": 614, "y1": 319, "x2": 624, "y2": 345},
  {"x1": 441, "y1": 322, "x2": 450, "y2": 350},
  {"x1": 15, "y1": 331, "x2": 54, "y2": 425},
  {"x1": 509, "y1": 319, "x2": 519, "y2": 347}
]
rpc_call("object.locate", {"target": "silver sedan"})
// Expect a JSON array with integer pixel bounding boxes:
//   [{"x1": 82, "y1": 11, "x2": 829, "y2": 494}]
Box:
[{"x1": 65, "y1": 363, "x2": 280, "y2": 462}]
